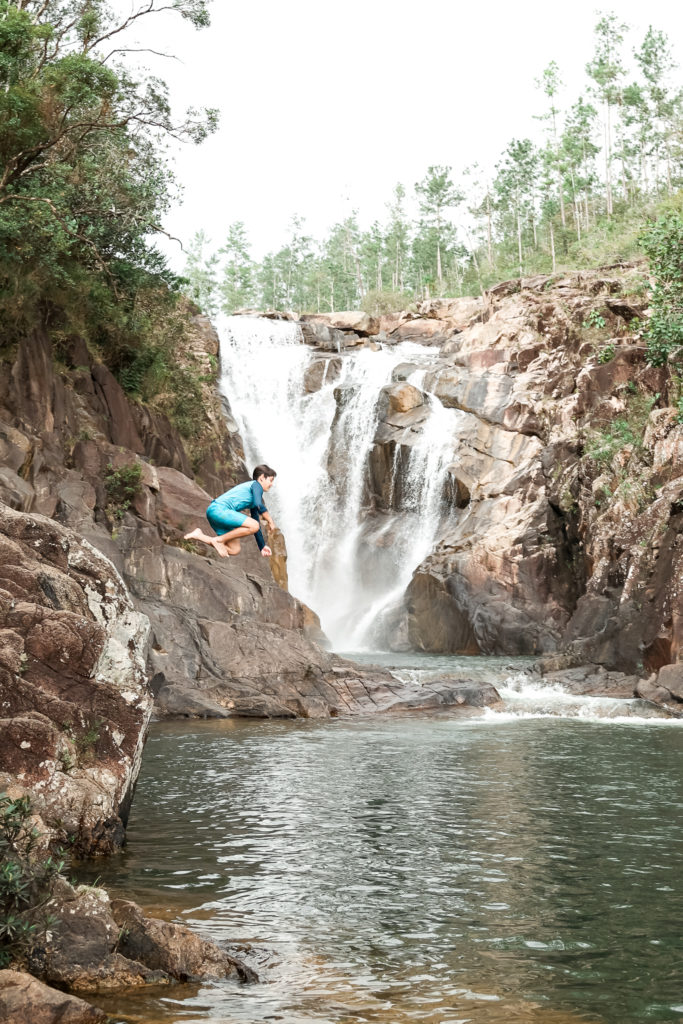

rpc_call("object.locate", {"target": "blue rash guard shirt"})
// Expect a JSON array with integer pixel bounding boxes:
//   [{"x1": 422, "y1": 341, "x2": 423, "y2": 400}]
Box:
[{"x1": 207, "y1": 480, "x2": 269, "y2": 549}]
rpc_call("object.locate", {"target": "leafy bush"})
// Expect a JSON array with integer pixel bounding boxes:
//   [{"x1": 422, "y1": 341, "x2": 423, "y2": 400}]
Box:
[
  {"x1": 582, "y1": 309, "x2": 607, "y2": 329},
  {"x1": 0, "y1": 794, "x2": 63, "y2": 968},
  {"x1": 641, "y1": 212, "x2": 683, "y2": 366},
  {"x1": 584, "y1": 394, "x2": 655, "y2": 466},
  {"x1": 104, "y1": 462, "x2": 143, "y2": 521},
  {"x1": 597, "y1": 343, "x2": 616, "y2": 363},
  {"x1": 0, "y1": 0, "x2": 216, "y2": 368},
  {"x1": 361, "y1": 289, "x2": 414, "y2": 316}
]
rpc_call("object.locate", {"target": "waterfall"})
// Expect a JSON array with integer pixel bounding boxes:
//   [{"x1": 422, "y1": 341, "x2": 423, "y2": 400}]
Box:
[{"x1": 218, "y1": 315, "x2": 457, "y2": 650}]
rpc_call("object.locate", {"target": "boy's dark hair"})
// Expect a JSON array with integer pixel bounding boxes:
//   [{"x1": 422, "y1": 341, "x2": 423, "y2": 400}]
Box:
[{"x1": 252, "y1": 464, "x2": 277, "y2": 480}]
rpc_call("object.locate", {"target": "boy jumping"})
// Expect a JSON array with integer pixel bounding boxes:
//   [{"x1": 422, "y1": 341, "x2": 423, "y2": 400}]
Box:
[{"x1": 184, "y1": 464, "x2": 277, "y2": 559}]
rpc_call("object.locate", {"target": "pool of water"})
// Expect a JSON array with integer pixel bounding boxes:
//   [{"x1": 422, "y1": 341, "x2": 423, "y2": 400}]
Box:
[{"x1": 83, "y1": 662, "x2": 683, "y2": 1024}]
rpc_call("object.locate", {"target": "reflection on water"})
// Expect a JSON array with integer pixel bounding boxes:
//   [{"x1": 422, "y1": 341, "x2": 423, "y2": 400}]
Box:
[{"x1": 83, "y1": 671, "x2": 683, "y2": 1024}]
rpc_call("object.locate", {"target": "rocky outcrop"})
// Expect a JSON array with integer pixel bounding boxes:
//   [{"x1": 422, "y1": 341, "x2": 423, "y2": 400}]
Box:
[
  {"x1": 349, "y1": 269, "x2": 682, "y2": 687},
  {"x1": 0, "y1": 970, "x2": 107, "y2": 1024},
  {"x1": 301, "y1": 310, "x2": 380, "y2": 336},
  {"x1": 0, "y1": 504, "x2": 151, "y2": 854},
  {"x1": 30, "y1": 883, "x2": 255, "y2": 993},
  {"x1": 0, "y1": 314, "x2": 392, "y2": 721}
]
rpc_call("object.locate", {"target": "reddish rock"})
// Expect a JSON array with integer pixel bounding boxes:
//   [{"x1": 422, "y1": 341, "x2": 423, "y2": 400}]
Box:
[
  {"x1": 155, "y1": 465, "x2": 213, "y2": 537},
  {"x1": 0, "y1": 970, "x2": 106, "y2": 1024},
  {"x1": 301, "y1": 310, "x2": 379, "y2": 336},
  {"x1": 111, "y1": 900, "x2": 256, "y2": 983},
  {"x1": 0, "y1": 504, "x2": 151, "y2": 853},
  {"x1": 91, "y1": 364, "x2": 144, "y2": 453}
]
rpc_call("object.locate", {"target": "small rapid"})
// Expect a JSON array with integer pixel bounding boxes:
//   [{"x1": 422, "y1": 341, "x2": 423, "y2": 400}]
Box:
[{"x1": 218, "y1": 315, "x2": 456, "y2": 648}]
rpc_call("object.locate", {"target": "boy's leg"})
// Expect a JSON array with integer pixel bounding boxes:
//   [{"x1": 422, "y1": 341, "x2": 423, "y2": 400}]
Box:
[
  {"x1": 211, "y1": 519, "x2": 259, "y2": 554},
  {"x1": 184, "y1": 528, "x2": 218, "y2": 545},
  {"x1": 183, "y1": 528, "x2": 240, "y2": 558}
]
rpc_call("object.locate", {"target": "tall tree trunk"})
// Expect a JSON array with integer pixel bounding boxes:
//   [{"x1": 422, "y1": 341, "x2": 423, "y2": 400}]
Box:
[
  {"x1": 486, "y1": 192, "x2": 493, "y2": 267},
  {"x1": 436, "y1": 238, "x2": 443, "y2": 285},
  {"x1": 549, "y1": 219, "x2": 556, "y2": 273},
  {"x1": 605, "y1": 100, "x2": 613, "y2": 216},
  {"x1": 517, "y1": 209, "x2": 523, "y2": 278},
  {"x1": 552, "y1": 110, "x2": 566, "y2": 229}
]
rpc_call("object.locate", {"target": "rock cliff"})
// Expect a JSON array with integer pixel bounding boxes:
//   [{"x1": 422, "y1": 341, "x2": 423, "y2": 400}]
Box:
[
  {"x1": 0, "y1": 312, "x2": 404, "y2": 721},
  {"x1": 299, "y1": 266, "x2": 682, "y2": 702},
  {"x1": 0, "y1": 503, "x2": 150, "y2": 855}
]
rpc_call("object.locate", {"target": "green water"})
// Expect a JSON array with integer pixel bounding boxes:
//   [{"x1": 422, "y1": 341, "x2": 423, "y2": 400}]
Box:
[{"x1": 83, "y1": 690, "x2": 683, "y2": 1024}]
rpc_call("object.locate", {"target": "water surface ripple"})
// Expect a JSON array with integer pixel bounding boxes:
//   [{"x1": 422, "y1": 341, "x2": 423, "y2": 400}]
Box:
[{"x1": 87, "y1": 709, "x2": 683, "y2": 1024}]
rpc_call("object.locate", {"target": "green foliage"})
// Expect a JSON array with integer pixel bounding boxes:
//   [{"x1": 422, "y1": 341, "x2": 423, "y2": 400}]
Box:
[
  {"x1": 361, "y1": 289, "x2": 413, "y2": 316},
  {"x1": 641, "y1": 211, "x2": 683, "y2": 366},
  {"x1": 77, "y1": 718, "x2": 104, "y2": 760},
  {"x1": 597, "y1": 342, "x2": 616, "y2": 363},
  {"x1": 0, "y1": 0, "x2": 216, "y2": 366},
  {"x1": 178, "y1": 14, "x2": 681, "y2": 315},
  {"x1": 583, "y1": 309, "x2": 607, "y2": 329},
  {"x1": 218, "y1": 221, "x2": 254, "y2": 313},
  {"x1": 584, "y1": 394, "x2": 655, "y2": 466},
  {"x1": 0, "y1": 793, "x2": 63, "y2": 968},
  {"x1": 104, "y1": 462, "x2": 142, "y2": 521},
  {"x1": 183, "y1": 230, "x2": 220, "y2": 316}
]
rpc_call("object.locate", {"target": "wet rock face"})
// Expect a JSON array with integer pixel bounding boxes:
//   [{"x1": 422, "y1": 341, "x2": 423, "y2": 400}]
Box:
[
  {"x1": 0, "y1": 503, "x2": 152, "y2": 854},
  {"x1": 302, "y1": 355, "x2": 342, "y2": 393}
]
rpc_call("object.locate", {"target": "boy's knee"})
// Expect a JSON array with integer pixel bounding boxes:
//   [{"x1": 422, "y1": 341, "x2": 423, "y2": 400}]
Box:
[{"x1": 248, "y1": 518, "x2": 259, "y2": 533}]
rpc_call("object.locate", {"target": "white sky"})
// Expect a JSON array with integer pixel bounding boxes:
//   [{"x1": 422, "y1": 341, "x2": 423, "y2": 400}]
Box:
[{"x1": 111, "y1": 0, "x2": 683, "y2": 268}]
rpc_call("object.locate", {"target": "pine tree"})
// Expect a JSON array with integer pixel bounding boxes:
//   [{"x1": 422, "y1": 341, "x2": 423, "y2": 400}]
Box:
[
  {"x1": 218, "y1": 222, "x2": 254, "y2": 313},
  {"x1": 414, "y1": 166, "x2": 464, "y2": 290},
  {"x1": 183, "y1": 230, "x2": 219, "y2": 316},
  {"x1": 493, "y1": 140, "x2": 539, "y2": 277},
  {"x1": 586, "y1": 13, "x2": 629, "y2": 216},
  {"x1": 384, "y1": 184, "x2": 411, "y2": 293}
]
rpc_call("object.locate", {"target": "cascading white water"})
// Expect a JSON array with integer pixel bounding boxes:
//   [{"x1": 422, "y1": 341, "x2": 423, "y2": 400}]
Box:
[{"x1": 218, "y1": 315, "x2": 458, "y2": 649}]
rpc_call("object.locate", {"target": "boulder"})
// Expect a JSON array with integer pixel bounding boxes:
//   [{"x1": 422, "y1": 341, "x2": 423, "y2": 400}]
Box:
[
  {"x1": 301, "y1": 311, "x2": 379, "y2": 336},
  {"x1": 384, "y1": 679, "x2": 502, "y2": 712},
  {"x1": 154, "y1": 465, "x2": 213, "y2": 538},
  {"x1": 654, "y1": 662, "x2": 683, "y2": 701},
  {"x1": 0, "y1": 970, "x2": 106, "y2": 1024},
  {"x1": 34, "y1": 885, "x2": 255, "y2": 993},
  {"x1": 388, "y1": 317, "x2": 449, "y2": 345},
  {"x1": 110, "y1": 900, "x2": 256, "y2": 983},
  {"x1": 299, "y1": 321, "x2": 350, "y2": 352},
  {"x1": 384, "y1": 382, "x2": 424, "y2": 415},
  {"x1": 302, "y1": 356, "x2": 342, "y2": 393}
]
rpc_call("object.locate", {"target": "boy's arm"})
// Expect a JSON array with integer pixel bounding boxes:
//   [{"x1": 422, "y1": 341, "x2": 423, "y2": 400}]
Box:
[
  {"x1": 250, "y1": 480, "x2": 275, "y2": 529},
  {"x1": 249, "y1": 509, "x2": 272, "y2": 556}
]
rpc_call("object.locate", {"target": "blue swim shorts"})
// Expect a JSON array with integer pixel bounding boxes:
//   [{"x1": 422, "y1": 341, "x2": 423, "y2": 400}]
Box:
[{"x1": 206, "y1": 502, "x2": 249, "y2": 535}]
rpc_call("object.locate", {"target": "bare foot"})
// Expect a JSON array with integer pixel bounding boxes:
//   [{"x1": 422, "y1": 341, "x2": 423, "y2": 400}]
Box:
[
  {"x1": 210, "y1": 538, "x2": 230, "y2": 558},
  {"x1": 184, "y1": 528, "x2": 203, "y2": 540}
]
